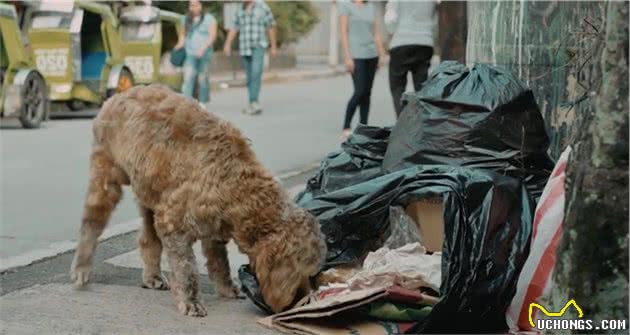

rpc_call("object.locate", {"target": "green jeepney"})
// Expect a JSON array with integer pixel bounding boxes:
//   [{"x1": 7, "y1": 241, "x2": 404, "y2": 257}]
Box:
[
  {"x1": 27, "y1": 0, "x2": 134, "y2": 108},
  {"x1": 0, "y1": 2, "x2": 49, "y2": 128},
  {"x1": 118, "y1": 5, "x2": 183, "y2": 91}
]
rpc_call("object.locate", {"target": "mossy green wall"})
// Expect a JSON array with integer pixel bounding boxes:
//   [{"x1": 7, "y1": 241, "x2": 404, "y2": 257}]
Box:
[
  {"x1": 467, "y1": 2, "x2": 628, "y2": 333},
  {"x1": 467, "y1": 1, "x2": 605, "y2": 159}
]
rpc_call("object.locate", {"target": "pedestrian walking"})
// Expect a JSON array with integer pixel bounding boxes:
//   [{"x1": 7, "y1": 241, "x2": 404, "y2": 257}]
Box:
[
  {"x1": 384, "y1": 0, "x2": 436, "y2": 116},
  {"x1": 175, "y1": 0, "x2": 217, "y2": 108},
  {"x1": 339, "y1": 0, "x2": 386, "y2": 140},
  {"x1": 223, "y1": 0, "x2": 277, "y2": 115}
]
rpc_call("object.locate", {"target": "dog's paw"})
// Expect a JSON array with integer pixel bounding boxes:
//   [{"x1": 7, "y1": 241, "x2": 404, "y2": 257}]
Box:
[
  {"x1": 217, "y1": 284, "x2": 241, "y2": 299},
  {"x1": 177, "y1": 301, "x2": 207, "y2": 317},
  {"x1": 71, "y1": 265, "x2": 91, "y2": 288},
  {"x1": 142, "y1": 274, "x2": 169, "y2": 290}
]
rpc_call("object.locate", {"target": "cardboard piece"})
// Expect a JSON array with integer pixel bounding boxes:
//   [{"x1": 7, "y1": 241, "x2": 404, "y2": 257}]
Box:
[
  {"x1": 405, "y1": 198, "x2": 444, "y2": 253},
  {"x1": 260, "y1": 316, "x2": 415, "y2": 335},
  {"x1": 258, "y1": 286, "x2": 427, "y2": 335},
  {"x1": 314, "y1": 264, "x2": 361, "y2": 288}
]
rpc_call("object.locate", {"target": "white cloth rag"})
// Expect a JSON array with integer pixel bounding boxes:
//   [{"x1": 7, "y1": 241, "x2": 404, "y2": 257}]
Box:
[{"x1": 317, "y1": 243, "x2": 442, "y2": 297}]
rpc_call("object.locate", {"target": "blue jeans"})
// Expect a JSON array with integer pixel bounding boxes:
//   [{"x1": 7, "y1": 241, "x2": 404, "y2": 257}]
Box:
[
  {"x1": 240, "y1": 48, "x2": 265, "y2": 103},
  {"x1": 182, "y1": 49, "x2": 212, "y2": 103}
]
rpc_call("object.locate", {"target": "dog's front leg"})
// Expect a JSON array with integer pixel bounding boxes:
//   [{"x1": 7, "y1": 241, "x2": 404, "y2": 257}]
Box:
[
  {"x1": 201, "y1": 238, "x2": 240, "y2": 298},
  {"x1": 160, "y1": 230, "x2": 207, "y2": 317},
  {"x1": 138, "y1": 206, "x2": 168, "y2": 290},
  {"x1": 71, "y1": 148, "x2": 123, "y2": 286}
]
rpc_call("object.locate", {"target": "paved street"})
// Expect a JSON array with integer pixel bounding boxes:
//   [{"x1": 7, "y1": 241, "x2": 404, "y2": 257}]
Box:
[
  {"x1": 0, "y1": 70, "x2": 397, "y2": 334},
  {"x1": 0, "y1": 70, "x2": 396, "y2": 261}
]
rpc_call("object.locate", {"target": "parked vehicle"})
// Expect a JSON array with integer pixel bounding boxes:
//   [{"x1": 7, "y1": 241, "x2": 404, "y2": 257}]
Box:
[
  {"x1": 0, "y1": 2, "x2": 49, "y2": 128},
  {"x1": 118, "y1": 5, "x2": 183, "y2": 91},
  {"x1": 27, "y1": 0, "x2": 134, "y2": 110}
]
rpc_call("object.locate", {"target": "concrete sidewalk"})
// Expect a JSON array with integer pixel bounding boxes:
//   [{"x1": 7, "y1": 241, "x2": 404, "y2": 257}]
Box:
[
  {"x1": 0, "y1": 232, "x2": 282, "y2": 335},
  {"x1": 210, "y1": 64, "x2": 345, "y2": 90},
  {"x1": 0, "y1": 177, "x2": 314, "y2": 334},
  {"x1": 0, "y1": 241, "x2": 278, "y2": 335},
  {"x1": 1, "y1": 283, "x2": 277, "y2": 335}
]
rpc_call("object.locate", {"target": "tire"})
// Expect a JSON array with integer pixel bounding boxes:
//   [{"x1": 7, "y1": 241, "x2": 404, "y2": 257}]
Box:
[
  {"x1": 18, "y1": 71, "x2": 48, "y2": 129},
  {"x1": 106, "y1": 67, "x2": 134, "y2": 99}
]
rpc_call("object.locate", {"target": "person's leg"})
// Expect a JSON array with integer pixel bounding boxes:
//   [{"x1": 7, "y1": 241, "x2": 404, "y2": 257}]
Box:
[
  {"x1": 249, "y1": 48, "x2": 265, "y2": 105},
  {"x1": 181, "y1": 55, "x2": 198, "y2": 99},
  {"x1": 197, "y1": 50, "x2": 213, "y2": 103},
  {"x1": 358, "y1": 57, "x2": 378, "y2": 125},
  {"x1": 343, "y1": 59, "x2": 368, "y2": 130},
  {"x1": 240, "y1": 54, "x2": 253, "y2": 110},
  {"x1": 388, "y1": 46, "x2": 410, "y2": 117},
  {"x1": 411, "y1": 46, "x2": 434, "y2": 92}
]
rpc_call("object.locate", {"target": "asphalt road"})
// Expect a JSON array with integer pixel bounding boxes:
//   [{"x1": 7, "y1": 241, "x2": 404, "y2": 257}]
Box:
[{"x1": 0, "y1": 70, "x2": 396, "y2": 260}]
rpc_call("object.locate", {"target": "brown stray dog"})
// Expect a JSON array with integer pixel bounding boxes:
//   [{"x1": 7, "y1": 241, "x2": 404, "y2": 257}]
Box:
[{"x1": 70, "y1": 85, "x2": 327, "y2": 316}]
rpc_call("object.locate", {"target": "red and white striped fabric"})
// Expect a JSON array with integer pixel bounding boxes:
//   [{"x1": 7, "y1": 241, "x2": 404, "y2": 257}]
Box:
[{"x1": 506, "y1": 146, "x2": 572, "y2": 332}]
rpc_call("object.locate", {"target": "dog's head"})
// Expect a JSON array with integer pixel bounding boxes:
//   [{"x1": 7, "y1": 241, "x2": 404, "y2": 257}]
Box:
[{"x1": 254, "y1": 206, "x2": 327, "y2": 313}]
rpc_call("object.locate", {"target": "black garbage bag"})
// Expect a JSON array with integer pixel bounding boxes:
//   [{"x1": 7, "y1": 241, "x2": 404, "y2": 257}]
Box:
[
  {"x1": 298, "y1": 165, "x2": 533, "y2": 332},
  {"x1": 238, "y1": 265, "x2": 273, "y2": 314},
  {"x1": 238, "y1": 63, "x2": 547, "y2": 331},
  {"x1": 239, "y1": 125, "x2": 391, "y2": 315},
  {"x1": 383, "y1": 61, "x2": 554, "y2": 200},
  {"x1": 296, "y1": 125, "x2": 390, "y2": 200},
  {"x1": 239, "y1": 164, "x2": 534, "y2": 332}
]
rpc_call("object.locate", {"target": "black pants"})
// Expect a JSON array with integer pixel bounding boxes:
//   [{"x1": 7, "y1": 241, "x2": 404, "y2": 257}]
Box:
[
  {"x1": 388, "y1": 45, "x2": 433, "y2": 116},
  {"x1": 343, "y1": 57, "x2": 378, "y2": 130}
]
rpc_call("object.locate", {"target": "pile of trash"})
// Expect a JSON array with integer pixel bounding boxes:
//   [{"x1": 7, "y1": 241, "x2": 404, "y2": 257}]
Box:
[{"x1": 239, "y1": 62, "x2": 556, "y2": 334}]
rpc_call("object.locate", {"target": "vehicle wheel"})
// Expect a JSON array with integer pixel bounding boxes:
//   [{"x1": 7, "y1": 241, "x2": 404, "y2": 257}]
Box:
[
  {"x1": 106, "y1": 67, "x2": 134, "y2": 99},
  {"x1": 66, "y1": 100, "x2": 86, "y2": 111},
  {"x1": 18, "y1": 71, "x2": 48, "y2": 129}
]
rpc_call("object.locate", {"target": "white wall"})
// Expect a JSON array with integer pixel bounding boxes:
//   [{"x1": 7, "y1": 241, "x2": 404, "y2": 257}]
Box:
[
  {"x1": 293, "y1": 1, "x2": 388, "y2": 64},
  {"x1": 293, "y1": 2, "x2": 332, "y2": 57}
]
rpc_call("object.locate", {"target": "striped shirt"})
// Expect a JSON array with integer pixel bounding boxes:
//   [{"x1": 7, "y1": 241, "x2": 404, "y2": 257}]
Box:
[{"x1": 233, "y1": 2, "x2": 275, "y2": 56}]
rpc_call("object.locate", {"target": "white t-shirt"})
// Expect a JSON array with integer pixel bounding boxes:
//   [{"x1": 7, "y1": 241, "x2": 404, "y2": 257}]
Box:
[{"x1": 385, "y1": 0, "x2": 436, "y2": 49}]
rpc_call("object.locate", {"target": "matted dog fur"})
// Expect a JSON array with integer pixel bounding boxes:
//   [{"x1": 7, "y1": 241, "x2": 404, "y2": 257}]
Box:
[{"x1": 71, "y1": 85, "x2": 326, "y2": 316}]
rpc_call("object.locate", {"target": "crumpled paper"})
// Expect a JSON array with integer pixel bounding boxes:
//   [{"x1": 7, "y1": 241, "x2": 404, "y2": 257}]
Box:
[{"x1": 318, "y1": 243, "x2": 441, "y2": 296}]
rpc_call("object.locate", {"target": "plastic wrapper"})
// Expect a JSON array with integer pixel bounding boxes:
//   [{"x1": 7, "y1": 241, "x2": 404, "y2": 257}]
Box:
[{"x1": 382, "y1": 206, "x2": 422, "y2": 250}]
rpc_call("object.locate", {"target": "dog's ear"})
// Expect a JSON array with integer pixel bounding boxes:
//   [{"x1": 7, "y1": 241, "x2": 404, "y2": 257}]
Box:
[{"x1": 255, "y1": 244, "x2": 302, "y2": 313}]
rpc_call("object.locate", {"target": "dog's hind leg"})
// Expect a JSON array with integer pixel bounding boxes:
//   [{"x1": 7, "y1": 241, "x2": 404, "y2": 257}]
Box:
[
  {"x1": 201, "y1": 238, "x2": 240, "y2": 298},
  {"x1": 71, "y1": 146, "x2": 124, "y2": 286},
  {"x1": 158, "y1": 223, "x2": 206, "y2": 317},
  {"x1": 138, "y1": 206, "x2": 168, "y2": 290}
]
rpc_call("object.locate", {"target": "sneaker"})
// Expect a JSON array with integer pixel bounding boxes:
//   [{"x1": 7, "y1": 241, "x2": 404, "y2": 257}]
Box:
[
  {"x1": 198, "y1": 101, "x2": 210, "y2": 110},
  {"x1": 249, "y1": 102, "x2": 262, "y2": 115},
  {"x1": 341, "y1": 128, "x2": 352, "y2": 141}
]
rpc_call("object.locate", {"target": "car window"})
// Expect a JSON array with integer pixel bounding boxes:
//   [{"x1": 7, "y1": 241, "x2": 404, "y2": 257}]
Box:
[
  {"x1": 121, "y1": 22, "x2": 156, "y2": 41},
  {"x1": 119, "y1": 5, "x2": 158, "y2": 23},
  {"x1": 30, "y1": 11, "x2": 73, "y2": 29}
]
